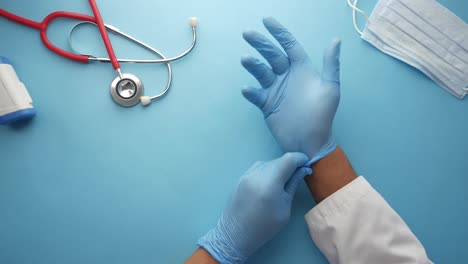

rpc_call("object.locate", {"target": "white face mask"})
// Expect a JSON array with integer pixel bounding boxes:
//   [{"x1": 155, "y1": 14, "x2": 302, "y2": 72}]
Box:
[{"x1": 348, "y1": 0, "x2": 468, "y2": 99}]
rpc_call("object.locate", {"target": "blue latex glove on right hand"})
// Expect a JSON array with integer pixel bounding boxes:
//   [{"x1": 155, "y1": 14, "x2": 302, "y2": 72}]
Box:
[
  {"x1": 242, "y1": 17, "x2": 342, "y2": 165},
  {"x1": 198, "y1": 153, "x2": 311, "y2": 264}
]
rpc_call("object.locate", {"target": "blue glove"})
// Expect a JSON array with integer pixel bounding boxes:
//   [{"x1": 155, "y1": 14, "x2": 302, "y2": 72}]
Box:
[
  {"x1": 198, "y1": 153, "x2": 312, "y2": 264},
  {"x1": 241, "y1": 17, "x2": 341, "y2": 165}
]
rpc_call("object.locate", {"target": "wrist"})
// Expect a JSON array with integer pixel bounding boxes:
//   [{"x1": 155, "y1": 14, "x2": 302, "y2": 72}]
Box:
[
  {"x1": 305, "y1": 146, "x2": 358, "y2": 203},
  {"x1": 185, "y1": 248, "x2": 219, "y2": 264},
  {"x1": 307, "y1": 138, "x2": 337, "y2": 167},
  {"x1": 197, "y1": 226, "x2": 247, "y2": 264}
]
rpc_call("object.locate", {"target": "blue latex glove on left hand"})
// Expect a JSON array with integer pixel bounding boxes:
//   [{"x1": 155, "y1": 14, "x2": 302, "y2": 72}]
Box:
[
  {"x1": 241, "y1": 17, "x2": 342, "y2": 165},
  {"x1": 198, "y1": 153, "x2": 311, "y2": 264}
]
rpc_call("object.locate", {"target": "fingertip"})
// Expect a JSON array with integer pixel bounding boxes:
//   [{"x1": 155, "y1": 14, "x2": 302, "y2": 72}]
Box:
[
  {"x1": 298, "y1": 152, "x2": 310, "y2": 164},
  {"x1": 241, "y1": 55, "x2": 258, "y2": 67},
  {"x1": 263, "y1": 16, "x2": 284, "y2": 29},
  {"x1": 296, "y1": 167, "x2": 311, "y2": 181},
  {"x1": 240, "y1": 55, "x2": 255, "y2": 66},
  {"x1": 262, "y1": 16, "x2": 277, "y2": 26},
  {"x1": 241, "y1": 85, "x2": 253, "y2": 96},
  {"x1": 298, "y1": 167, "x2": 312, "y2": 182},
  {"x1": 241, "y1": 87, "x2": 254, "y2": 102},
  {"x1": 328, "y1": 38, "x2": 342, "y2": 57},
  {"x1": 299, "y1": 153, "x2": 310, "y2": 165},
  {"x1": 285, "y1": 166, "x2": 310, "y2": 195},
  {"x1": 331, "y1": 38, "x2": 342, "y2": 46},
  {"x1": 298, "y1": 153, "x2": 310, "y2": 165},
  {"x1": 241, "y1": 86, "x2": 266, "y2": 108},
  {"x1": 322, "y1": 38, "x2": 342, "y2": 83},
  {"x1": 242, "y1": 29, "x2": 258, "y2": 41},
  {"x1": 282, "y1": 152, "x2": 309, "y2": 166}
]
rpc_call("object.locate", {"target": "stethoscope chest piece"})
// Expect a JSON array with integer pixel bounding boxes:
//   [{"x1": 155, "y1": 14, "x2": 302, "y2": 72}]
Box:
[{"x1": 110, "y1": 73, "x2": 143, "y2": 107}]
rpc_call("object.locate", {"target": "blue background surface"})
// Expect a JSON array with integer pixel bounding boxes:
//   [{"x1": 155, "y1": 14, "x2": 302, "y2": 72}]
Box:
[{"x1": 1, "y1": 0, "x2": 467, "y2": 263}]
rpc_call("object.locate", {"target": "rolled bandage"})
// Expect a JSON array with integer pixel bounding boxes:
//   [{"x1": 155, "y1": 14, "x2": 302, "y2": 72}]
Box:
[{"x1": 0, "y1": 56, "x2": 35, "y2": 125}]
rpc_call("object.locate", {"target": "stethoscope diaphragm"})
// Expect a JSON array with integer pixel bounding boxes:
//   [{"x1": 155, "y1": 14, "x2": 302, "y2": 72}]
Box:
[{"x1": 110, "y1": 73, "x2": 143, "y2": 107}]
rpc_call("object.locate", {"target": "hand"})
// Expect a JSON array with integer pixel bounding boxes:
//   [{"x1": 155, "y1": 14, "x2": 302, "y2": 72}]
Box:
[
  {"x1": 241, "y1": 17, "x2": 342, "y2": 165},
  {"x1": 197, "y1": 153, "x2": 312, "y2": 264}
]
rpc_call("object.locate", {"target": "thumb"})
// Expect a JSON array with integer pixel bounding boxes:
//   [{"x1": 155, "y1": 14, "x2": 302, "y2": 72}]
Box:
[
  {"x1": 242, "y1": 86, "x2": 267, "y2": 109},
  {"x1": 285, "y1": 167, "x2": 311, "y2": 197},
  {"x1": 276, "y1": 152, "x2": 309, "y2": 185},
  {"x1": 321, "y1": 38, "x2": 341, "y2": 85}
]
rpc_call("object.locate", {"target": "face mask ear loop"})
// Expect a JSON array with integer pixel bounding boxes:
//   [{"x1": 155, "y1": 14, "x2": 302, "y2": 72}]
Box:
[{"x1": 347, "y1": 0, "x2": 369, "y2": 36}]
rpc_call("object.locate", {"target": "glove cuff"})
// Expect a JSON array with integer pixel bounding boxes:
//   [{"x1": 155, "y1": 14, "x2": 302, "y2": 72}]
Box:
[
  {"x1": 197, "y1": 227, "x2": 248, "y2": 264},
  {"x1": 306, "y1": 140, "x2": 337, "y2": 167}
]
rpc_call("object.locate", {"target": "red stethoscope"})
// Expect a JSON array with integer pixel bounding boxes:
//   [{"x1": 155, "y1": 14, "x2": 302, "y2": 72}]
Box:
[{"x1": 0, "y1": 0, "x2": 198, "y2": 107}]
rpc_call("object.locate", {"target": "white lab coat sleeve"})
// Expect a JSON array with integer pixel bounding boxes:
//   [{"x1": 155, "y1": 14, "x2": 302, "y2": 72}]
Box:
[{"x1": 305, "y1": 176, "x2": 432, "y2": 264}]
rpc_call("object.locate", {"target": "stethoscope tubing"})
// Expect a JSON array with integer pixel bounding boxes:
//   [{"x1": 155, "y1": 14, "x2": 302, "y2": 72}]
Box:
[
  {"x1": 0, "y1": 8, "x2": 197, "y2": 65},
  {"x1": 88, "y1": 0, "x2": 121, "y2": 72},
  {"x1": 79, "y1": 24, "x2": 198, "y2": 64},
  {"x1": 0, "y1": 8, "x2": 95, "y2": 63},
  {"x1": 0, "y1": 6, "x2": 198, "y2": 105}
]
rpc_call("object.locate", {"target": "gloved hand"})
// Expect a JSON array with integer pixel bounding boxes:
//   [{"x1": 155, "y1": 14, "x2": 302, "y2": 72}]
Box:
[
  {"x1": 241, "y1": 17, "x2": 342, "y2": 165},
  {"x1": 198, "y1": 153, "x2": 312, "y2": 264}
]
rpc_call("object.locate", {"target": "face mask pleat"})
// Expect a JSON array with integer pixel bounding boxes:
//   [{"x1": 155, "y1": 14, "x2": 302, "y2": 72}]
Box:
[
  {"x1": 398, "y1": 0, "x2": 468, "y2": 52},
  {"x1": 369, "y1": 14, "x2": 466, "y2": 81},
  {"x1": 381, "y1": 6, "x2": 467, "y2": 74},
  {"x1": 356, "y1": 0, "x2": 468, "y2": 99},
  {"x1": 393, "y1": 0, "x2": 468, "y2": 63}
]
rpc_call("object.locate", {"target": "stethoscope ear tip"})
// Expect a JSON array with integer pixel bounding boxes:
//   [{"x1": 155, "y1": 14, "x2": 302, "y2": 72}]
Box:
[
  {"x1": 140, "y1": 96, "x2": 152, "y2": 106},
  {"x1": 189, "y1": 17, "x2": 198, "y2": 27}
]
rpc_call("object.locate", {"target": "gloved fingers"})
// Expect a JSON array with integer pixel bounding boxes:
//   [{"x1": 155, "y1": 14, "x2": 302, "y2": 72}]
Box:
[
  {"x1": 285, "y1": 167, "x2": 312, "y2": 196},
  {"x1": 243, "y1": 30, "x2": 290, "y2": 74},
  {"x1": 262, "y1": 17, "x2": 308, "y2": 64},
  {"x1": 275, "y1": 152, "x2": 309, "y2": 185},
  {"x1": 242, "y1": 86, "x2": 268, "y2": 110},
  {"x1": 321, "y1": 38, "x2": 341, "y2": 85},
  {"x1": 241, "y1": 55, "x2": 276, "y2": 88}
]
